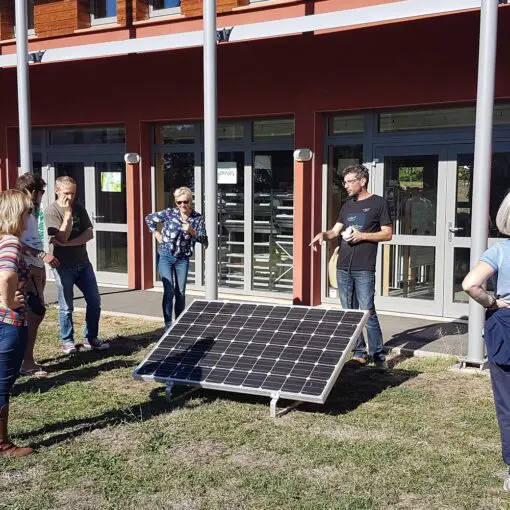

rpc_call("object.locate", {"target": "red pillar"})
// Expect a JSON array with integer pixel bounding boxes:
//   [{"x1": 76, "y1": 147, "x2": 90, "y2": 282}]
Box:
[
  {"x1": 310, "y1": 113, "x2": 324, "y2": 306},
  {"x1": 293, "y1": 109, "x2": 315, "y2": 305},
  {"x1": 139, "y1": 121, "x2": 154, "y2": 290},
  {"x1": 6, "y1": 128, "x2": 18, "y2": 189},
  {"x1": 125, "y1": 120, "x2": 142, "y2": 289},
  {"x1": 0, "y1": 123, "x2": 6, "y2": 191}
]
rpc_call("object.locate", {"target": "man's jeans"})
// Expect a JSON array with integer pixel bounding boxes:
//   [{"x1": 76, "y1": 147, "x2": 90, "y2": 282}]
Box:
[
  {"x1": 0, "y1": 323, "x2": 27, "y2": 407},
  {"x1": 158, "y1": 251, "x2": 189, "y2": 328},
  {"x1": 337, "y1": 269, "x2": 385, "y2": 361},
  {"x1": 52, "y1": 262, "x2": 101, "y2": 343}
]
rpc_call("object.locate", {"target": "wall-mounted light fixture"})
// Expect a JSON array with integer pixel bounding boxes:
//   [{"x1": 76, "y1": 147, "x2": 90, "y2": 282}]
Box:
[
  {"x1": 28, "y1": 50, "x2": 45, "y2": 64},
  {"x1": 293, "y1": 148, "x2": 313, "y2": 162},
  {"x1": 124, "y1": 153, "x2": 140, "y2": 164},
  {"x1": 216, "y1": 28, "x2": 233, "y2": 43}
]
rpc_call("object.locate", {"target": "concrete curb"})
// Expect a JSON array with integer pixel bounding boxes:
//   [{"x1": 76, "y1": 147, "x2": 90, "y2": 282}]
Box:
[{"x1": 47, "y1": 304, "x2": 458, "y2": 361}]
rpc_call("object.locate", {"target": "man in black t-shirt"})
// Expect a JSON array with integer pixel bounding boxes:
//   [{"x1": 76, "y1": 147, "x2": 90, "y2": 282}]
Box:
[
  {"x1": 311, "y1": 164, "x2": 392, "y2": 368},
  {"x1": 45, "y1": 176, "x2": 109, "y2": 355}
]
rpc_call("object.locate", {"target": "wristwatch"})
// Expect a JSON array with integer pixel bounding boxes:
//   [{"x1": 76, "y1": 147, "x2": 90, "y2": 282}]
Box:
[{"x1": 486, "y1": 295, "x2": 498, "y2": 310}]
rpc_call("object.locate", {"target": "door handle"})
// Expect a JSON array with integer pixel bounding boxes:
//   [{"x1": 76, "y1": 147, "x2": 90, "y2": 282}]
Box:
[
  {"x1": 448, "y1": 226, "x2": 464, "y2": 233},
  {"x1": 92, "y1": 214, "x2": 104, "y2": 220}
]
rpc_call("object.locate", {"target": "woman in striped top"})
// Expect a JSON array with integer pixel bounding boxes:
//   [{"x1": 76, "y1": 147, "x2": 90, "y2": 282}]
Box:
[{"x1": 0, "y1": 189, "x2": 34, "y2": 457}]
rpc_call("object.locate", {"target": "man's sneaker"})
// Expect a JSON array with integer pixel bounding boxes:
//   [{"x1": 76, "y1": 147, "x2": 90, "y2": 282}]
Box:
[
  {"x1": 62, "y1": 342, "x2": 77, "y2": 355},
  {"x1": 83, "y1": 338, "x2": 110, "y2": 350},
  {"x1": 351, "y1": 355, "x2": 368, "y2": 366},
  {"x1": 374, "y1": 359, "x2": 389, "y2": 370}
]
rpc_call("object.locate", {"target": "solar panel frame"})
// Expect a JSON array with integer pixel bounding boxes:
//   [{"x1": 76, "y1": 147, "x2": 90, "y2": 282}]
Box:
[{"x1": 133, "y1": 300, "x2": 369, "y2": 405}]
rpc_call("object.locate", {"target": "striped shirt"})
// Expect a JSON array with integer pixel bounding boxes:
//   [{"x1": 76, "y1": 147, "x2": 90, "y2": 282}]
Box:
[{"x1": 0, "y1": 235, "x2": 28, "y2": 327}]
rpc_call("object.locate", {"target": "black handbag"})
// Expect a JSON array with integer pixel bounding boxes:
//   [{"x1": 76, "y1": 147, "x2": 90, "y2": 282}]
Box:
[{"x1": 27, "y1": 276, "x2": 46, "y2": 317}]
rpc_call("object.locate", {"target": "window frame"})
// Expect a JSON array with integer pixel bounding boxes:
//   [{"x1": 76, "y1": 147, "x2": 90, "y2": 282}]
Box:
[
  {"x1": 90, "y1": 0, "x2": 118, "y2": 26},
  {"x1": 149, "y1": 0, "x2": 181, "y2": 17}
]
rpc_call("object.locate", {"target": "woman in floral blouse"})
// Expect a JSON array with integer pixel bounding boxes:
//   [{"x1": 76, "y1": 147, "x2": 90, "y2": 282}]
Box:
[
  {"x1": 145, "y1": 187, "x2": 208, "y2": 328},
  {"x1": 0, "y1": 189, "x2": 34, "y2": 457}
]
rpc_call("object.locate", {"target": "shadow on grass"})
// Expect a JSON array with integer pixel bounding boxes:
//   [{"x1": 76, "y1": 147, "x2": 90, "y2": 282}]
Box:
[
  {"x1": 14, "y1": 329, "x2": 165, "y2": 395},
  {"x1": 16, "y1": 386, "x2": 173, "y2": 447},
  {"x1": 16, "y1": 354, "x2": 420, "y2": 448}
]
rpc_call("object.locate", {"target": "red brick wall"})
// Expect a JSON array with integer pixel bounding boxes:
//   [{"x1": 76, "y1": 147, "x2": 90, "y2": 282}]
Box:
[
  {"x1": 133, "y1": 0, "x2": 149, "y2": 22},
  {"x1": 34, "y1": 0, "x2": 90, "y2": 38},
  {"x1": 0, "y1": 2, "x2": 14, "y2": 41},
  {"x1": 182, "y1": 0, "x2": 249, "y2": 18}
]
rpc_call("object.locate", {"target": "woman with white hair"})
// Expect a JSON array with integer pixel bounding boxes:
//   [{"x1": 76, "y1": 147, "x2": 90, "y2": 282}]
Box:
[
  {"x1": 0, "y1": 189, "x2": 34, "y2": 457},
  {"x1": 145, "y1": 187, "x2": 208, "y2": 328},
  {"x1": 463, "y1": 190, "x2": 510, "y2": 491}
]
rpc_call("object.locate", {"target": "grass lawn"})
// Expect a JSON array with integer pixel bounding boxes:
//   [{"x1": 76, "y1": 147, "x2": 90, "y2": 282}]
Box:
[{"x1": 1, "y1": 309, "x2": 509, "y2": 510}]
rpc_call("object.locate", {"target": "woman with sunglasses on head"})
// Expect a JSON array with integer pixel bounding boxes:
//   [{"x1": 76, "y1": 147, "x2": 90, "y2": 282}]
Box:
[
  {"x1": 0, "y1": 190, "x2": 35, "y2": 457},
  {"x1": 17, "y1": 172, "x2": 60, "y2": 378},
  {"x1": 145, "y1": 187, "x2": 208, "y2": 329}
]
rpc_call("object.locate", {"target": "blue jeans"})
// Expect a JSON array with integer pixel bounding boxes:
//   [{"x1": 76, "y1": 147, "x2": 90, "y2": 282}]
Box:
[
  {"x1": 489, "y1": 363, "x2": 510, "y2": 465},
  {"x1": 337, "y1": 269, "x2": 385, "y2": 362},
  {"x1": 0, "y1": 323, "x2": 28, "y2": 407},
  {"x1": 52, "y1": 262, "x2": 101, "y2": 344},
  {"x1": 158, "y1": 251, "x2": 189, "y2": 328}
]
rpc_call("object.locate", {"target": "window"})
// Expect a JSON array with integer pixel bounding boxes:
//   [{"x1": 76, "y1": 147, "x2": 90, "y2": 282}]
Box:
[
  {"x1": 328, "y1": 114, "x2": 364, "y2": 135},
  {"x1": 14, "y1": 1, "x2": 35, "y2": 35},
  {"x1": 154, "y1": 124, "x2": 195, "y2": 145},
  {"x1": 28, "y1": 0, "x2": 34, "y2": 32},
  {"x1": 253, "y1": 118, "x2": 294, "y2": 142},
  {"x1": 91, "y1": 0, "x2": 117, "y2": 25},
  {"x1": 49, "y1": 127, "x2": 125, "y2": 145},
  {"x1": 150, "y1": 0, "x2": 181, "y2": 16},
  {"x1": 379, "y1": 104, "x2": 510, "y2": 133}
]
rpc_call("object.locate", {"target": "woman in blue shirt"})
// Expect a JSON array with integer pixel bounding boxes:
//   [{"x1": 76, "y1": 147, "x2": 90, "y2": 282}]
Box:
[
  {"x1": 145, "y1": 187, "x2": 208, "y2": 328},
  {"x1": 463, "y1": 191, "x2": 510, "y2": 492}
]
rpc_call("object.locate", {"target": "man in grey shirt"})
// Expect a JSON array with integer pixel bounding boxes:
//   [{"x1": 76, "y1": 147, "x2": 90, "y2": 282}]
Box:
[{"x1": 45, "y1": 176, "x2": 109, "y2": 354}]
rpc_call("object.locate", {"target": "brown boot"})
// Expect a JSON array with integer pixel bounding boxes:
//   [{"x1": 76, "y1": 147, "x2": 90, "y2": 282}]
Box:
[{"x1": 0, "y1": 404, "x2": 33, "y2": 457}]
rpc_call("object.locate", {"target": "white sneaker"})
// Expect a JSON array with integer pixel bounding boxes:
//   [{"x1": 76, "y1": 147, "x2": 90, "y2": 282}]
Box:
[
  {"x1": 62, "y1": 342, "x2": 77, "y2": 355},
  {"x1": 83, "y1": 338, "x2": 110, "y2": 350}
]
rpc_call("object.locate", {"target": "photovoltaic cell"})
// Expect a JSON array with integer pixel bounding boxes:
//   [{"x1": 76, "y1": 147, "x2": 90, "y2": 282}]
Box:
[{"x1": 133, "y1": 300, "x2": 369, "y2": 405}]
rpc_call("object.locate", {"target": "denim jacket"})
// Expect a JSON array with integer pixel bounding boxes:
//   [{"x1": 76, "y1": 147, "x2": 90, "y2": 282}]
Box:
[{"x1": 145, "y1": 207, "x2": 208, "y2": 258}]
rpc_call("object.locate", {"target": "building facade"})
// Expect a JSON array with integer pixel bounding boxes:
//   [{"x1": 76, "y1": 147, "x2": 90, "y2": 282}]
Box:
[{"x1": 0, "y1": 0, "x2": 509, "y2": 319}]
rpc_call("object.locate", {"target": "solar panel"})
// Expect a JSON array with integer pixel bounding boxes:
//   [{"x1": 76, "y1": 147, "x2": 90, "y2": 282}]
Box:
[{"x1": 133, "y1": 300, "x2": 369, "y2": 407}]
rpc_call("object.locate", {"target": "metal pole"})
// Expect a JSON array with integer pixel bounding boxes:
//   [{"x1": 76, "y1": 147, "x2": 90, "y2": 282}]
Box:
[
  {"x1": 203, "y1": 0, "x2": 218, "y2": 300},
  {"x1": 15, "y1": 0, "x2": 33, "y2": 173},
  {"x1": 466, "y1": 0, "x2": 499, "y2": 365}
]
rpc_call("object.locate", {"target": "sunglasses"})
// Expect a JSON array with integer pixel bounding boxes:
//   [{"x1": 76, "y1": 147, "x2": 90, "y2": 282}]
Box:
[{"x1": 176, "y1": 200, "x2": 189, "y2": 205}]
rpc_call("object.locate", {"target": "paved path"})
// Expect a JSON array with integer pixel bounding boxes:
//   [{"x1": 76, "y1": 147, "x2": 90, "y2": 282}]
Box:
[{"x1": 44, "y1": 282, "x2": 469, "y2": 359}]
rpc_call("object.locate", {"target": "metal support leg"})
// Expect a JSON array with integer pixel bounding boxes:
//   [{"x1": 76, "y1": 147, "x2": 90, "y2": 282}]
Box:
[
  {"x1": 269, "y1": 393, "x2": 302, "y2": 418},
  {"x1": 165, "y1": 381, "x2": 200, "y2": 405}
]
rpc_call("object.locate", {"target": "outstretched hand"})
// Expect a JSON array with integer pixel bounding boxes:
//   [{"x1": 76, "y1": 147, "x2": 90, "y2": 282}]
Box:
[{"x1": 309, "y1": 232, "x2": 325, "y2": 251}]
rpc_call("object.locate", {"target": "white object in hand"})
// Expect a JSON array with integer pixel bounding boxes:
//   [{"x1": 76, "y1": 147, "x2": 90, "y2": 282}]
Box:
[
  {"x1": 341, "y1": 227, "x2": 353, "y2": 239},
  {"x1": 181, "y1": 222, "x2": 190, "y2": 232}
]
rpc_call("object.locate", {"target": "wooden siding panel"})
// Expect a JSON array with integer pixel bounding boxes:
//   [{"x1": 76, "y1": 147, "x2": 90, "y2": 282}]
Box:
[
  {"x1": 133, "y1": 0, "x2": 149, "y2": 22},
  {"x1": 34, "y1": 0, "x2": 91, "y2": 37},
  {"x1": 0, "y1": 3, "x2": 14, "y2": 41},
  {"x1": 182, "y1": 0, "x2": 249, "y2": 17}
]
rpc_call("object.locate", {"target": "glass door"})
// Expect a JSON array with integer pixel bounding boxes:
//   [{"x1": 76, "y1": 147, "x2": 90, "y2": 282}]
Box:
[
  {"x1": 373, "y1": 146, "x2": 448, "y2": 316},
  {"x1": 443, "y1": 144, "x2": 510, "y2": 318},
  {"x1": 47, "y1": 155, "x2": 128, "y2": 286}
]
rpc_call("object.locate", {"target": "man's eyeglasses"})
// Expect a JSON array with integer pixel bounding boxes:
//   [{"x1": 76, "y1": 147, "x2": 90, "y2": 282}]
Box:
[
  {"x1": 343, "y1": 178, "x2": 359, "y2": 186},
  {"x1": 176, "y1": 200, "x2": 189, "y2": 205}
]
